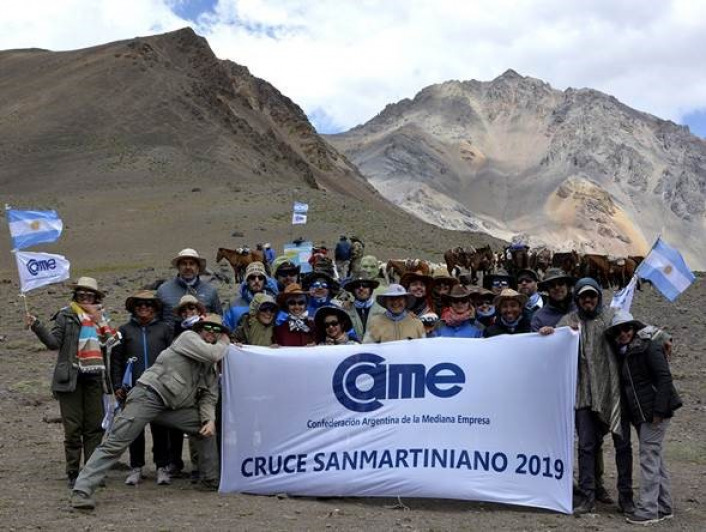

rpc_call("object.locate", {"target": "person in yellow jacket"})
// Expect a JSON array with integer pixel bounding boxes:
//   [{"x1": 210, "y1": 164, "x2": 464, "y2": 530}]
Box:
[{"x1": 363, "y1": 284, "x2": 425, "y2": 343}]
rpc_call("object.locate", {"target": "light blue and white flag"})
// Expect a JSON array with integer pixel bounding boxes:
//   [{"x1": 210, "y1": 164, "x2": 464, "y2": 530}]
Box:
[
  {"x1": 293, "y1": 202, "x2": 309, "y2": 214},
  {"x1": 610, "y1": 275, "x2": 638, "y2": 313},
  {"x1": 291, "y1": 213, "x2": 308, "y2": 225},
  {"x1": 14, "y1": 251, "x2": 71, "y2": 293},
  {"x1": 637, "y1": 237, "x2": 695, "y2": 302},
  {"x1": 6, "y1": 209, "x2": 63, "y2": 250}
]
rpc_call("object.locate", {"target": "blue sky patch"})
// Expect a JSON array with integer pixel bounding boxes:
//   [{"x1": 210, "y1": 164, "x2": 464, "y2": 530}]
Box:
[
  {"x1": 682, "y1": 110, "x2": 706, "y2": 139},
  {"x1": 169, "y1": 0, "x2": 218, "y2": 23}
]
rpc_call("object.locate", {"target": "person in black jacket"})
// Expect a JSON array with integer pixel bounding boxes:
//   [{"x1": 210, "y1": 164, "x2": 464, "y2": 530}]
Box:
[
  {"x1": 483, "y1": 289, "x2": 531, "y2": 337},
  {"x1": 111, "y1": 290, "x2": 173, "y2": 486},
  {"x1": 606, "y1": 311, "x2": 682, "y2": 525}
]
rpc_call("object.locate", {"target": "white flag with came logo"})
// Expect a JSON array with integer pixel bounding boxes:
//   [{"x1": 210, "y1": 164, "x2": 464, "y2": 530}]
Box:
[{"x1": 15, "y1": 251, "x2": 71, "y2": 293}]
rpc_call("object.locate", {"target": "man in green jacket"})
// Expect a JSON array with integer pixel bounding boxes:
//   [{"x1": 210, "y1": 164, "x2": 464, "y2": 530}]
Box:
[{"x1": 70, "y1": 315, "x2": 230, "y2": 510}]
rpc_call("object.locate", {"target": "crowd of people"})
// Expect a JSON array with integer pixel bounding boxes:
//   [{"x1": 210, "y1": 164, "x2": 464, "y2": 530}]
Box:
[{"x1": 24, "y1": 239, "x2": 681, "y2": 524}]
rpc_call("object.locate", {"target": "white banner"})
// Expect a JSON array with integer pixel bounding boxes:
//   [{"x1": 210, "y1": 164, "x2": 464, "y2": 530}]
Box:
[
  {"x1": 14, "y1": 251, "x2": 71, "y2": 293},
  {"x1": 221, "y1": 329, "x2": 579, "y2": 513}
]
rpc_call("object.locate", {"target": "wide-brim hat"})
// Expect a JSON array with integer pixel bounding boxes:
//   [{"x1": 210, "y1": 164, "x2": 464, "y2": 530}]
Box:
[
  {"x1": 538, "y1": 268, "x2": 576, "y2": 291},
  {"x1": 400, "y1": 270, "x2": 433, "y2": 289},
  {"x1": 69, "y1": 277, "x2": 105, "y2": 298},
  {"x1": 171, "y1": 248, "x2": 207, "y2": 271},
  {"x1": 444, "y1": 284, "x2": 473, "y2": 302},
  {"x1": 192, "y1": 313, "x2": 230, "y2": 335},
  {"x1": 431, "y1": 268, "x2": 459, "y2": 287},
  {"x1": 605, "y1": 310, "x2": 646, "y2": 337},
  {"x1": 375, "y1": 283, "x2": 415, "y2": 308},
  {"x1": 274, "y1": 258, "x2": 301, "y2": 276},
  {"x1": 517, "y1": 268, "x2": 539, "y2": 283},
  {"x1": 314, "y1": 306, "x2": 353, "y2": 337},
  {"x1": 174, "y1": 294, "x2": 206, "y2": 316},
  {"x1": 276, "y1": 283, "x2": 309, "y2": 306},
  {"x1": 344, "y1": 273, "x2": 380, "y2": 292},
  {"x1": 125, "y1": 290, "x2": 162, "y2": 313},
  {"x1": 468, "y1": 286, "x2": 495, "y2": 301},
  {"x1": 302, "y1": 271, "x2": 340, "y2": 292},
  {"x1": 493, "y1": 288, "x2": 528, "y2": 309}
]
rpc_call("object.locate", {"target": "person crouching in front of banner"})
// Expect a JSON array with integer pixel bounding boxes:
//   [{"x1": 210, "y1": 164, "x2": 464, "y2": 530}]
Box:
[
  {"x1": 274, "y1": 284, "x2": 316, "y2": 347},
  {"x1": 363, "y1": 284, "x2": 425, "y2": 343},
  {"x1": 606, "y1": 311, "x2": 682, "y2": 526},
  {"x1": 111, "y1": 290, "x2": 173, "y2": 487},
  {"x1": 314, "y1": 306, "x2": 358, "y2": 345},
  {"x1": 25, "y1": 277, "x2": 117, "y2": 489},
  {"x1": 232, "y1": 293, "x2": 278, "y2": 346},
  {"x1": 70, "y1": 314, "x2": 230, "y2": 510},
  {"x1": 483, "y1": 289, "x2": 531, "y2": 337}
]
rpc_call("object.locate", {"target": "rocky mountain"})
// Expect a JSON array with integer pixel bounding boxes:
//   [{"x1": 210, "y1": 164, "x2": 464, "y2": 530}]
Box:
[
  {"x1": 326, "y1": 70, "x2": 706, "y2": 268},
  {"x1": 0, "y1": 28, "x2": 502, "y2": 273}
]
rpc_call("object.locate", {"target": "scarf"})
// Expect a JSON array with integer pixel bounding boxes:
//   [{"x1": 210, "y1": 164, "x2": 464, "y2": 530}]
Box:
[
  {"x1": 70, "y1": 301, "x2": 115, "y2": 373},
  {"x1": 354, "y1": 298, "x2": 374, "y2": 309},
  {"x1": 288, "y1": 312, "x2": 311, "y2": 332},
  {"x1": 500, "y1": 316, "x2": 521, "y2": 332},
  {"x1": 476, "y1": 305, "x2": 495, "y2": 319},
  {"x1": 526, "y1": 292, "x2": 543, "y2": 310},
  {"x1": 181, "y1": 315, "x2": 201, "y2": 330},
  {"x1": 441, "y1": 307, "x2": 473, "y2": 327},
  {"x1": 385, "y1": 309, "x2": 408, "y2": 322}
]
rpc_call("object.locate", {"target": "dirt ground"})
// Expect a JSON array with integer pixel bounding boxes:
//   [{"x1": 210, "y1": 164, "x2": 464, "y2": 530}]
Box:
[{"x1": 0, "y1": 269, "x2": 704, "y2": 531}]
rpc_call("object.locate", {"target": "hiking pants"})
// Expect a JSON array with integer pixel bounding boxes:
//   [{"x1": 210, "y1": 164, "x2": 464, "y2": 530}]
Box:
[
  {"x1": 56, "y1": 375, "x2": 104, "y2": 476},
  {"x1": 634, "y1": 419, "x2": 673, "y2": 519},
  {"x1": 73, "y1": 384, "x2": 218, "y2": 496}
]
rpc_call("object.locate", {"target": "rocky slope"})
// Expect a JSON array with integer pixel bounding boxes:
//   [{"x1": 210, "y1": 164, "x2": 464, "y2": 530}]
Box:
[
  {"x1": 326, "y1": 70, "x2": 706, "y2": 267},
  {"x1": 0, "y1": 28, "x2": 502, "y2": 273}
]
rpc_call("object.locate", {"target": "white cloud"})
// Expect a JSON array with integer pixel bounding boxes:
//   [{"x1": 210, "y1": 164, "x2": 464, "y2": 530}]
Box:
[{"x1": 2, "y1": 0, "x2": 706, "y2": 133}]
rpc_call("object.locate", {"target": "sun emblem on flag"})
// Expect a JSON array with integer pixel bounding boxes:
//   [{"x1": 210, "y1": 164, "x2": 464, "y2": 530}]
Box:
[
  {"x1": 663, "y1": 265, "x2": 673, "y2": 275},
  {"x1": 30, "y1": 221, "x2": 41, "y2": 231}
]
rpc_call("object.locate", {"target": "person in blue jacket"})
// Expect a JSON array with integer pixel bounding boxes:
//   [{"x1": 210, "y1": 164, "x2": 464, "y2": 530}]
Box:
[
  {"x1": 433, "y1": 285, "x2": 483, "y2": 338},
  {"x1": 223, "y1": 261, "x2": 278, "y2": 330}
]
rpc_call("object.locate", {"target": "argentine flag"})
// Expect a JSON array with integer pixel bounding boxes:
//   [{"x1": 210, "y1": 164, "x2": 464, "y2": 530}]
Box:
[
  {"x1": 637, "y1": 237, "x2": 695, "y2": 302},
  {"x1": 7, "y1": 209, "x2": 63, "y2": 250}
]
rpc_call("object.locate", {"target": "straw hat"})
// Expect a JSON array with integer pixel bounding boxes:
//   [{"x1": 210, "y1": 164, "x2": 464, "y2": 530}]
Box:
[
  {"x1": 431, "y1": 268, "x2": 459, "y2": 288},
  {"x1": 276, "y1": 283, "x2": 309, "y2": 306},
  {"x1": 174, "y1": 294, "x2": 206, "y2": 316},
  {"x1": 125, "y1": 290, "x2": 162, "y2": 313},
  {"x1": 170, "y1": 248, "x2": 207, "y2": 271},
  {"x1": 493, "y1": 288, "x2": 528, "y2": 309},
  {"x1": 69, "y1": 277, "x2": 105, "y2": 298}
]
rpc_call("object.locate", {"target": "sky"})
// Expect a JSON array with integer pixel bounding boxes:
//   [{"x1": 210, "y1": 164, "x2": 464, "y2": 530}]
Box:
[{"x1": 2, "y1": 0, "x2": 706, "y2": 137}]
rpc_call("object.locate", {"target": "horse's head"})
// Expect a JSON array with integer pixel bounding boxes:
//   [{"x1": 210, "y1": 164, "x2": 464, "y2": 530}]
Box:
[{"x1": 216, "y1": 248, "x2": 225, "y2": 263}]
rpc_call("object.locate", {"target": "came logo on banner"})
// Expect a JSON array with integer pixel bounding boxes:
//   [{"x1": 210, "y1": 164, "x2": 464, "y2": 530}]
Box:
[
  {"x1": 26, "y1": 258, "x2": 57, "y2": 276},
  {"x1": 332, "y1": 353, "x2": 465, "y2": 412}
]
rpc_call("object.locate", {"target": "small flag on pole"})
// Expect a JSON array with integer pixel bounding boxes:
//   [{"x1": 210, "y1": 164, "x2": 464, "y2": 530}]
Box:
[
  {"x1": 293, "y1": 202, "x2": 309, "y2": 214},
  {"x1": 610, "y1": 275, "x2": 638, "y2": 313},
  {"x1": 636, "y1": 237, "x2": 695, "y2": 302},
  {"x1": 14, "y1": 251, "x2": 71, "y2": 293},
  {"x1": 6, "y1": 208, "x2": 63, "y2": 250},
  {"x1": 291, "y1": 213, "x2": 307, "y2": 225}
]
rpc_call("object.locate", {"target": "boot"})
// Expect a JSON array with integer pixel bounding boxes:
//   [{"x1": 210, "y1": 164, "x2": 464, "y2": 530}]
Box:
[
  {"x1": 573, "y1": 495, "x2": 596, "y2": 515},
  {"x1": 618, "y1": 493, "x2": 636, "y2": 515}
]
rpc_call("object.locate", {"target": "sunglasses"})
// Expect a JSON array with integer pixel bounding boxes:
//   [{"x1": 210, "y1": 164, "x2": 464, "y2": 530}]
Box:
[
  {"x1": 278, "y1": 270, "x2": 298, "y2": 277},
  {"x1": 491, "y1": 280, "x2": 509, "y2": 287},
  {"x1": 202, "y1": 325, "x2": 223, "y2": 333},
  {"x1": 287, "y1": 299, "x2": 307, "y2": 306},
  {"x1": 518, "y1": 278, "x2": 534, "y2": 284},
  {"x1": 310, "y1": 281, "x2": 329, "y2": 289},
  {"x1": 249, "y1": 275, "x2": 266, "y2": 281},
  {"x1": 578, "y1": 292, "x2": 599, "y2": 299},
  {"x1": 75, "y1": 291, "x2": 96, "y2": 298},
  {"x1": 135, "y1": 301, "x2": 155, "y2": 308},
  {"x1": 259, "y1": 305, "x2": 277, "y2": 313},
  {"x1": 324, "y1": 320, "x2": 340, "y2": 328}
]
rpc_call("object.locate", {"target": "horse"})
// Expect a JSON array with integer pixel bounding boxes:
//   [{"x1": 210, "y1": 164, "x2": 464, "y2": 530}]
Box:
[
  {"x1": 215, "y1": 247, "x2": 266, "y2": 283},
  {"x1": 581, "y1": 254, "x2": 612, "y2": 288},
  {"x1": 503, "y1": 245, "x2": 530, "y2": 277},
  {"x1": 552, "y1": 250, "x2": 581, "y2": 277},
  {"x1": 385, "y1": 259, "x2": 431, "y2": 283},
  {"x1": 530, "y1": 247, "x2": 552, "y2": 279},
  {"x1": 443, "y1": 246, "x2": 476, "y2": 276}
]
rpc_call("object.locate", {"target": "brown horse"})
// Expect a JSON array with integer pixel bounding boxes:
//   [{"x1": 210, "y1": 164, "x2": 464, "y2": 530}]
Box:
[
  {"x1": 216, "y1": 247, "x2": 266, "y2": 283},
  {"x1": 443, "y1": 246, "x2": 476, "y2": 276},
  {"x1": 503, "y1": 245, "x2": 530, "y2": 277},
  {"x1": 552, "y1": 250, "x2": 581, "y2": 277},
  {"x1": 385, "y1": 259, "x2": 431, "y2": 283}
]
